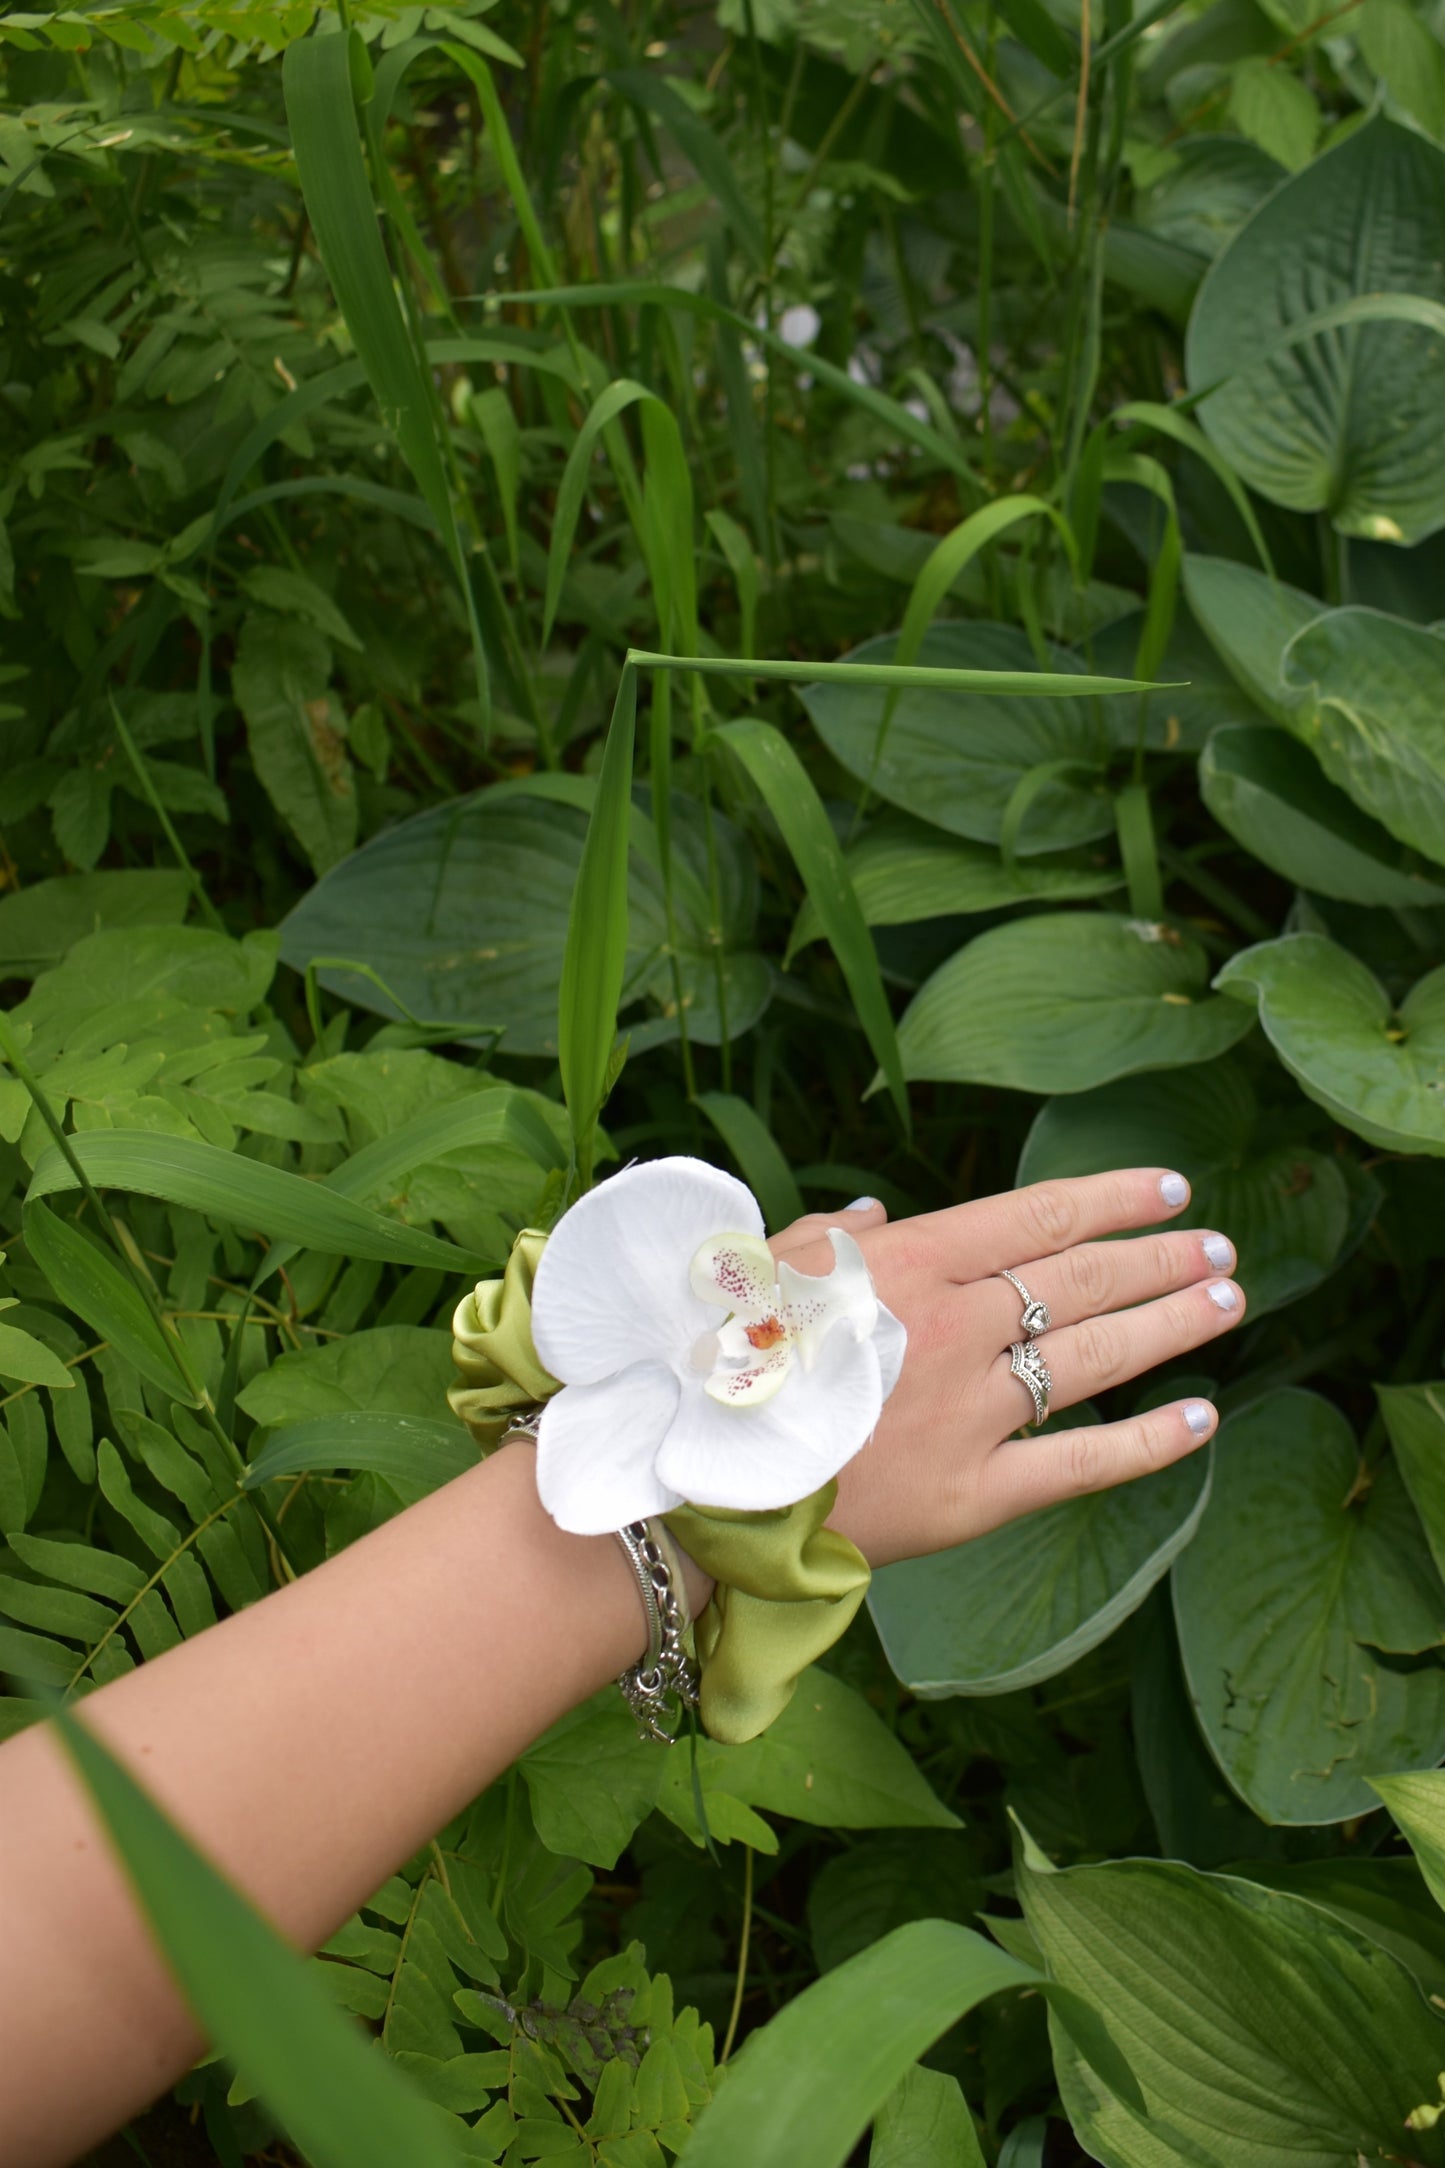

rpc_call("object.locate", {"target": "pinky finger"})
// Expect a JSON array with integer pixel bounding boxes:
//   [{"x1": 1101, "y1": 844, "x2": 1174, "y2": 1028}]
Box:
[{"x1": 986, "y1": 1396, "x2": 1218, "y2": 1521}]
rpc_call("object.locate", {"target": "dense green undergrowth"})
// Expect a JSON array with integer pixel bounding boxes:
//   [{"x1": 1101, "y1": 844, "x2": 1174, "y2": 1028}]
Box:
[{"x1": 8, "y1": 0, "x2": 1445, "y2": 2160}]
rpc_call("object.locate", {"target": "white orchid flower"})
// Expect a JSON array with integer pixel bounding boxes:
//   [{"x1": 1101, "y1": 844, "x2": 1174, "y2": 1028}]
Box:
[{"x1": 530, "y1": 1156, "x2": 908, "y2": 1535}]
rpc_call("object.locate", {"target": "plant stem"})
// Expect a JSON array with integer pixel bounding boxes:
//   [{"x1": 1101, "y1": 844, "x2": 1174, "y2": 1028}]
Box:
[{"x1": 719, "y1": 1844, "x2": 755, "y2": 2065}]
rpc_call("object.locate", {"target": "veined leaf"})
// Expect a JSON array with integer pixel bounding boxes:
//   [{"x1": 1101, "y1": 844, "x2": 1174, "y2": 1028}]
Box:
[
  {"x1": 241, "y1": 1412, "x2": 476, "y2": 1493},
  {"x1": 23, "y1": 1202, "x2": 198, "y2": 1406}
]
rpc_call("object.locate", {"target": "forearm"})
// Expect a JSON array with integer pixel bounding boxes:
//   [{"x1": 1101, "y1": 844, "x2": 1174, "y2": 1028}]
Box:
[{"x1": 0, "y1": 1445, "x2": 706, "y2": 2168}]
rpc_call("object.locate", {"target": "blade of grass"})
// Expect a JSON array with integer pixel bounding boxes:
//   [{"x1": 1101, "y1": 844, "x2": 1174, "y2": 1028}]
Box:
[
  {"x1": 559, "y1": 665, "x2": 638, "y2": 1183},
  {"x1": 696, "y1": 1092, "x2": 805, "y2": 1231}
]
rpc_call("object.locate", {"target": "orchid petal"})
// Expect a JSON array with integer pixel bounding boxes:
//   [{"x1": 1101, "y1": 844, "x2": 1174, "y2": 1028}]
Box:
[
  {"x1": 778, "y1": 1229, "x2": 879, "y2": 1372},
  {"x1": 535, "y1": 1362, "x2": 683, "y2": 1534},
  {"x1": 690, "y1": 1231, "x2": 779, "y2": 1319},
  {"x1": 703, "y1": 1341, "x2": 793, "y2": 1407},
  {"x1": 657, "y1": 1331, "x2": 884, "y2": 1511},
  {"x1": 532, "y1": 1157, "x2": 763, "y2": 1386},
  {"x1": 874, "y1": 1301, "x2": 909, "y2": 1402}
]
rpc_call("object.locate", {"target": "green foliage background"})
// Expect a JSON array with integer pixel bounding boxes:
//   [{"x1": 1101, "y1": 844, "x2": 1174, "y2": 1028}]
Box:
[{"x1": 7, "y1": 0, "x2": 1445, "y2": 2159}]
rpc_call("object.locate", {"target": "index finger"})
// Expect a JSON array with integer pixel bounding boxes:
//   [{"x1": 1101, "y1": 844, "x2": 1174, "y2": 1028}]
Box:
[{"x1": 870, "y1": 1168, "x2": 1193, "y2": 1285}]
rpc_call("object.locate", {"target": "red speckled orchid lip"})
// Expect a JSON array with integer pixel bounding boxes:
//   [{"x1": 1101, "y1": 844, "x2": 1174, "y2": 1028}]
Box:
[{"x1": 526, "y1": 1156, "x2": 909, "y2": 1537}]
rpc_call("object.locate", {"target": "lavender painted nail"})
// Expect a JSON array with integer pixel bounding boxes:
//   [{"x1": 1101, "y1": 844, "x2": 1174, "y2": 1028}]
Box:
[
  {"x1": 1159, "y1": 1173, "x2": 1189, "y2": 1207},
  {"x1": 1184, "y1": 1401, "x2": 1214, "y2": 1437},
  {"x1": 1208, "y1": 1280, "x2": 1239, "y2": 1312},
  {"x1": 1201, "y1": 1234, "x2": 1233, "y2": 1270},
  {"x1": 846, "y1": 1196, "x2": 880, "y2": 1211}
]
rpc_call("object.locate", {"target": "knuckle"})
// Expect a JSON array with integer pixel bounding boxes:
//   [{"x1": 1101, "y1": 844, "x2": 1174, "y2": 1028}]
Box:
[
  {"x1": 1065, "y1": 1427, "x2": 1104, "y2": 1493},
  {"x1": 1074, "y1": 1314, "x2": 1123, "y2": 1381},
  {"x1": 1021, "y1": 1183, "x2": 1077, "y2": 1249},
  {"x1": 1152, "y1": 1233, "x2": 1181, "y2": 1287},
  {"x1": 1069, "y1": 1243, "x2": 1113, "y2": 1312}
]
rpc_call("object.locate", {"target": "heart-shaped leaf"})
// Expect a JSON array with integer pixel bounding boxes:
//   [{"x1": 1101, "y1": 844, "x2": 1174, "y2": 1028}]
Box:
[
  {"x1": 897, "y1": 912, "x2": 1253, "y2": 1092},
  {"x1": 869, "y1": 1447, "x2": 1210, "y2": 1695},
  {"x1": 1172, "y1": 1388, "x2": 1445, "y2": 1824},
  {"x1": 1377, "y1": 1382, "x2": 1445, "y2": 1586},
  {"x1": 1181, "y1": 555, "x2": 1321, "y2": 723},
  {"x1": 1216, "y1": 932, "x2": 1445, "y2": 1154},
  {"x1": 1201, "y1": 722, "x2": 1445, "y2": 906},
  {"x1": 1018, "y1": 1056, "x2": 1359, "y2": 1313},
  {"x1": 798, "y1": 623, "x2": 1116, "y2": 854},
  {"x1": 1187, "y1": 112, "x2": 1445, "y2": 541},
  {"x1": 1281, "y1": 606, "x2": 1445, "y2": 869}
]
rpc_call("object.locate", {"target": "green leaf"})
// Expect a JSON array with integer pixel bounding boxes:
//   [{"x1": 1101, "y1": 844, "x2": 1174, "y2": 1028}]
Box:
[
  {"x1": 695, "y1": 1092, "x2": 804, "y2": 1231},
  {"x1": 869, "y1": 2065, "x2": 984, "y2": 2168},
  {"x1": 237, "y1": 1326, "x2": 456, "y2": 1431},
  {"x1": 1020, "y1": 1848, "x2": 1445, "y2": 2168},
  {"x1": 1017, "y1": 1056, "x2": 1358, "y2": 1314},
  {"x1": 1368, "y1": 1769, "x2": 1445, "y2": 1915},
  {"x1": 0, "y1": 1319, "x2": 73, "y2": 1390},
  {"x1": 798, "y1": 624, "x2": 1116, "y2": 854},
  {"x1": 240, "y1": 566, "x2": 362, "y2": 651},
  {"x1": 607, "y1": 69, "x2": 765, "y2": 268},
  {"x1": 788, "y1": 817, "x2": 1122, "y2": 955},
  {"x1": 54, "y1": 1710, "x2": 456, "y2": 2168},
  {"x1": 1226, "y1": 56, "x2": 1319, "y2": 171},
  {"x1": 871, "y1": 1448, "x2": 1210, "y2": 1696},
  {"x1": 23, "y1": 1202, "x2": 198, "y2": 1407},
  {"x1": 1377, "y1": 1382, "x2": 1445, "y2": 1585},
  {"x1": 241, "y1": 1412, "x2": 476, "y2": 1495},
  {"x1": 680, "y1": 1919, "x2": 1137, "y2": 2168},
  {"x1": 1187, "y1": 113, "x2": 1445, "y2": 542},
  {"x1": 559, "y1": 666, "x2": 636, "y2": 1163},
  {"x1": 711, "y1": 717, "x2": 908, "y2": 1127},
  {"x1": 1280, "y1": 607, "x2": 1445, "y2": 869},
  {"x1": 1215, "y1": 933, "x2": 1445, "y2": 1155},
  {"x1": 0, "y1": 871, "x2": 192, "y2": 979},
  {"x1": 232, "y1": 615, "x2": 356, "y2": 878},
  {"x1": 1172, "y1": 1388, "x2": 1445, "y2": 1824},
  {"x1": 1357, "y1": 0, "x2": 1445, "y2": 140},
  {"x1": 808, "y1": 1832, "x2": 984, "y2": 1975},
  {"x1": 27, "y1": 1131, "x2": 488, "y2": 1273},
  {"x1": 897, "y1": 913, "x2": 1253, "y2": 1093},
  {"x1": 1236, "y1": 1855, "x2": 1445, "y2": 2000},
  {"x1": 520, "y1": 1689, "x2": 665, "y2": 1869},
  {"x1": 656, "y1": 1668, "x2": 958, "y2": 1847},
  {"x1": 1182, "y1": 555, "x2": 1322, "y2": 724},
  {"x1": 1201, "y1": 721, "x2": 1445, "y2": 906}
]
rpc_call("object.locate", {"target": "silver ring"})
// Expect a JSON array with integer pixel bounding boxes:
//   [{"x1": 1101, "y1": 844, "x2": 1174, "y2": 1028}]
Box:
[
  {"x1": 998, "y1": 1267, "x2": 1050, "y2": 1339},
  {"x1": 1009, "y1": 1339, "x2": 1051, "y2": 1426}
]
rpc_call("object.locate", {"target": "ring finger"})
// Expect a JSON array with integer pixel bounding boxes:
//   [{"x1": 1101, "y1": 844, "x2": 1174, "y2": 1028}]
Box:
[
  {"x1": 987, "y1": 1273, "x2": 1247, "y2": 1430},
  {"x1": 974, "y1": 1227, "x2": 1236, "y2": 1348}
]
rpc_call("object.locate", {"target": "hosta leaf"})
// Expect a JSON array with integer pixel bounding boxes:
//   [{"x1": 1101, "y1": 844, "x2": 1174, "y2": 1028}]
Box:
[
  {"x1": 1017, "y1": 1056, "x2": 1357, "y2": 1313},
  {"x1": 1368, "y1": 1769, "x2": 1445, "y2": 1915},
  {"x1": 1377, "y1": 1382, "x2": 1445, "y2": 1584},
  {"x1": 897, "y1": 914, "x2": 1252, "y2": 1093},
  {"x1": 1280, "y1": 607, "x2": 1445, "y2": 869},
  {"x1": 1181, "y1": 555, "x2": 1322, "y2": 724},
  {"x1": 1215, "y1": 933, "x2": 1445, "y2": 1155},
  {"x1": 1187, "y1": 112, "x2": 1445, "y2": 542},
  {"x1": 1021, "y1": 1848, "x2": 1445, "y2": 2168},
  {"x1": 1172, "y1": 1389, "x2": 1445, "y2": 1824},
  {"x1": 869, "y1": 2066, "x2": 984, "y2": 2168},
  {"x1": 870, "y1": 1448, "x2": 1210, "y2": 1695},
  {"x1": 1201, "y1": 721, "x2": 1445, "y2": 906}
]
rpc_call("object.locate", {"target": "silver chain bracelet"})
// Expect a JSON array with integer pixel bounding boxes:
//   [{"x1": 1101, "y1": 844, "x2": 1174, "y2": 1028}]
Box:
[{"x1": 613, "y1": 1519, "x2": 700, "y2": 1744}]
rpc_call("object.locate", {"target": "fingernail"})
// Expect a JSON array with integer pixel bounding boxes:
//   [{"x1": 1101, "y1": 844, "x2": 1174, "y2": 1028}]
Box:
[
  {"x1": 1159, "y1": 1173, "x2": 1189, "y2": 1207},
  {"x1": 1207, "y1": 1280, "x2": 1239, "y2": 1312},
  {"x1": 1201, "y1": 1233, "x2": 1234, "y2": 1271},
  {"x1": 846, "y1": 1196, "x2": 879, "y2": 1211},
  {"x1": 1184, "y1": 1401, "x2": 1214, "y2": 1438}
]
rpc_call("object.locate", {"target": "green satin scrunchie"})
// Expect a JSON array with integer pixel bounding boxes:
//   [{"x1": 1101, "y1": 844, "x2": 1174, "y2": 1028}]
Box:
[{"x1": 446, "y1": 1230, "x2": 871, "y2": 1745}]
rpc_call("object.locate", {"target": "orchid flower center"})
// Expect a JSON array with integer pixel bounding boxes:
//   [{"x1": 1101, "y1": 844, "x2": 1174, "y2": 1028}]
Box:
[{"x1": 686, "y1": 1229, "x2": 878, "y2": 1411}]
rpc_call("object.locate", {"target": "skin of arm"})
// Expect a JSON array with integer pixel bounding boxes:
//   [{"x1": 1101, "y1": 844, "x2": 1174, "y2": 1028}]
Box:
[{"x1": 0, "y1": 1445, "x2": 712, "y2": 2168}]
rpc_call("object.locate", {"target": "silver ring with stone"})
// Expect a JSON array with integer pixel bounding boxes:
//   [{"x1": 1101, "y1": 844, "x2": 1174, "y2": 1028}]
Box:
[
  {"x1": 1009, "y1": 1339, "x2": 1051, "y2": 1426},
  {"x1": 998, "y1": 1268, "x2": 1050, "y2": 1339}
]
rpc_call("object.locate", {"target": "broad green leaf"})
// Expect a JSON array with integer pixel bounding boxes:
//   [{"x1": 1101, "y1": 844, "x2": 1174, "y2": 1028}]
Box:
[
  {"x1": 870, "y1": 1449, "x2": 1210, "y2": 1696},
  {"x1": 656, "y1": 1667, "x2": 958, "y2": 1848},
  {"x1": 241, "y1": 1412, "x2": 476, "y2": 1494},
  {"x1": 1215, "y1": 933, "x2": 1445, "y2": 1155},
  {"x1": 799, "y1": 624, "x2": 1117, "y2": 854},
  {"x1": 1173, "y1": 1389, "x2": 1445, "y2": 1824},
  {"x1": 281, "y1": 790, "x2": 765, "y2": 1060},
  {"x1": 1226, "y1": 55, "x2": 1319, "y2": 170},
  {"x1": 1187, "y1": 113, "x2": 1445, "y2": 541},
  {"x1": 27, "y1": 1131, "x2": 488, "y2": 1273},
  {"x1": 1377, "y1": 1382, "x2": 1445, "y2": 1585},
  {"x1": 1181, "y1": 555, "x2": 1322, "y2": 724},
  {"x1": 1017, "y1": 1057, "x2": 1357, "y2": 1313},
  {"x1": 55, "y1": 1710, "x2": 456, "y2": 2168},
  {"x1": 712, "y1": 717, "x2": 908, "y2": 1125},
  {"x1": 23, "y1": 1202, "x2": 198, "y2": 1406},
  {"x1": 1201, "y1": 722, "x2": 1445, "y2": 906},
  {"x1": 897, "y1": 914, "x2": 1253, "y2": 1093},
  {"x1": 1358, "y1": 0, "x2": 1445, "y2": 134},
  {"x1": 231, "y1": 615, "x2": 357, "y2": 877},
  {"x1": 1237, "y1": 1856, "x2": 1445, "y2": 2001},
  {"x1": 869, "y1": 2065, "x2": 984, "y2": 2168},
  {"x1": 1090, "y1": 603, "x2": 1269, "y2": 753},
  {"x1": 681, "y1": 1919, "x2": 1138, "y2": 2168},
  {"x1": 0, "y1": 1319, "x2": 73, "y2": 1390},
  {"x1": 696, "y1": 1091, "x2": 804, "y2": 1231},
  {"x1": 237, "y1": 1326, "x2": 455, "y2": 1430},
  {"x1": 1021, "y1": 1848, "x2": 1445, "y2": 2168},
  {"x1": 520, "y1": 1689, "x2": 665, "y2": 1869},
  {"x1": 0, "y1": 871, "x2": 192, "y2": 978},
  {"x1": 808, "y1": 1832, "x2": 984, "y2": 1974},
  {"x1": 559, "y1": 665, "x2": 636, "y2": 1161},
  {"x1": 1368, "y1": 1770, "x2": 1445, "y2": 1915},
  {"x1": 789, "y1": 817, "x2": 1122, "y2": 955},
  {"x1": 1281, "y1": 607, "x2": 1445, "y2": 868}
]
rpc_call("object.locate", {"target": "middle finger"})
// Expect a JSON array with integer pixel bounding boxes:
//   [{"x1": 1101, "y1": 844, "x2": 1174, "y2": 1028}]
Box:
[{"x1": 985, "y1": 1274, "x2": 1247, "y2": 1429}]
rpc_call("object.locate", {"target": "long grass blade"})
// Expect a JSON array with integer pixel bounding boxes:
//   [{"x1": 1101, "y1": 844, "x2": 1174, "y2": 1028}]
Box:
[{"x1": 558, "y1": 666, "x2": 638, "y2": 1180}]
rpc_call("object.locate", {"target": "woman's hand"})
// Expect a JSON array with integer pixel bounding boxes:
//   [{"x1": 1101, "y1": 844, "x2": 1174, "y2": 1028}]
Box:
[{"x1": 770, "y1": 1169, "x2": 1244, "y2": 1569}]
